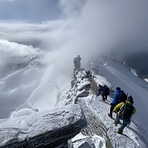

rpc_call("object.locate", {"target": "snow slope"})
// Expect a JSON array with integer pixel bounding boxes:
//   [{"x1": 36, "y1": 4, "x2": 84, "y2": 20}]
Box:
[
  {"x1": 0, "y1": 55, "x2": 148, "y2": 147},
  {"x1": 0, "y1": 104, "x2": 86, "y2": 147},
  {"x1": 98, "y1": 59, "x2": 148, "y2": 143}
]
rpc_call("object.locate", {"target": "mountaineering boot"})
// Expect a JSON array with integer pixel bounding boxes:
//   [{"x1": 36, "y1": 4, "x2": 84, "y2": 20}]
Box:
[{"x1": 117, "y1": 130, "x2": 123, "y2": 134}]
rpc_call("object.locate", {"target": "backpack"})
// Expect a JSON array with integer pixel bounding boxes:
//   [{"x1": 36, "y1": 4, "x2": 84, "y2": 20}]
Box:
[
  {"x1": 119, "y1": 92, "x2": 127, "y2": 103},
  {"x1": 103, "y1": 86, "x2": 110, "y2": 95},
  {"x1": 119, "y1": 103, "x2": 134, "y2": 120}
]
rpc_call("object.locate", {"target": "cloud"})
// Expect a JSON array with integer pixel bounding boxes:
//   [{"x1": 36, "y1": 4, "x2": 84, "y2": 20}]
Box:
[
  {"x1": 0, "y1": 0, "x2": 148, "y2": 73},
  {"x1": 1, "y1": 0, "x2": 148, "y2": 120},
  {"x1": 48, "y1": 0, "x2": 148, "y2": 64},
  {"x1": 58, "y1": 0, "x2": 86, "y2": 17}
]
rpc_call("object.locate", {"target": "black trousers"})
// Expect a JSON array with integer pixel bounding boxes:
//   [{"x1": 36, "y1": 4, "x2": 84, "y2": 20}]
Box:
[{"x1": 109, "y1": 103, "x2": 117, "y2": 117}]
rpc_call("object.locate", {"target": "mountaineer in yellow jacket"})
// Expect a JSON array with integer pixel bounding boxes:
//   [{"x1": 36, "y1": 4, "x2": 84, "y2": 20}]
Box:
[{"x1": 113, "y1": 95, "x2": 136, "y2": 134}]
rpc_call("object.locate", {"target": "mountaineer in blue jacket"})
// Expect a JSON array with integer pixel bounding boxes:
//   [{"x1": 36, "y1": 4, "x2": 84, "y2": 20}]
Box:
[{"x1": 108, "y1": 87, "x2": 123, "y2": 118}]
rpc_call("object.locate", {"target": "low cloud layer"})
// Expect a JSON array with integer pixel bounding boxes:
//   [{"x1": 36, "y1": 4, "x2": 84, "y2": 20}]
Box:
[
  {"x1": 1, "y1": 0, "x2": 148, "y2": 119},
  {"x1": 0, "y1": 0, "x2": 148, "y2": 73}
]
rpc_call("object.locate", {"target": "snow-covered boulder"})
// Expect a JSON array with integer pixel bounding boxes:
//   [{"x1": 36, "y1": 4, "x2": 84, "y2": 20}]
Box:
[{"x1": 0, "y1": 104, "x2": 87, "y2": 147}]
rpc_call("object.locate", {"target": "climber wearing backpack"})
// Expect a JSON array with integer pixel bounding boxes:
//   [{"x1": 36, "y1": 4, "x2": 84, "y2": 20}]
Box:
[
  {"x1": 108, "y1": 87, "x2": 122, "y2": 118},
  {"x1": 97, "y1": 84, "x2": 110, "y2": 101},
  {"x1": 113, "y1": 95, "x2": 136, "y2": 134}
]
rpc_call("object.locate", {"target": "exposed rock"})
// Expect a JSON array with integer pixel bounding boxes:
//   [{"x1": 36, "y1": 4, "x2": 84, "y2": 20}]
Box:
[{"x1": 0, "y1": 104, "x2": 87, "y2": 148}]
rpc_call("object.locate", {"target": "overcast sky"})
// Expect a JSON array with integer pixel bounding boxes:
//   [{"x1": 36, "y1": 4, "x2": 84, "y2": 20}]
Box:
[
  {"x1": 0, "y1": 0, "x2": 61, "y2": 22},
  {"x1": 0, "y1": 0, "x2": 148, "y2": 68}
]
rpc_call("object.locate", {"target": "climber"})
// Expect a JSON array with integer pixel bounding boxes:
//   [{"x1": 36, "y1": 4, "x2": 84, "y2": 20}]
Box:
[{"x1": 113, "y1": 95, "x2": 136, "y2": 134}]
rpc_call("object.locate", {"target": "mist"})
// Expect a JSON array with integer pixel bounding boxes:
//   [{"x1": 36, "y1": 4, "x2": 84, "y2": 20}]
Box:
[
  {"x1": 1, "y1": 0, "x2": 148, "y2": 119},
  {"x1": 0, "y1": 0, "x2": 148, "y2": 74},
  {"x1": 0, "y1": 0, "x2": 148, "y2": 118}
]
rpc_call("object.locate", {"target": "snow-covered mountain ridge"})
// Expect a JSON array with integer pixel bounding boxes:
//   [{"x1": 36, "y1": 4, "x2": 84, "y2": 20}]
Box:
[
  {"x1": 0, "y1": 56, "x2": 148, "y2": 147},
  {"x1": 60, "y1": 65, "x2": 147, "y2": 148}
]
